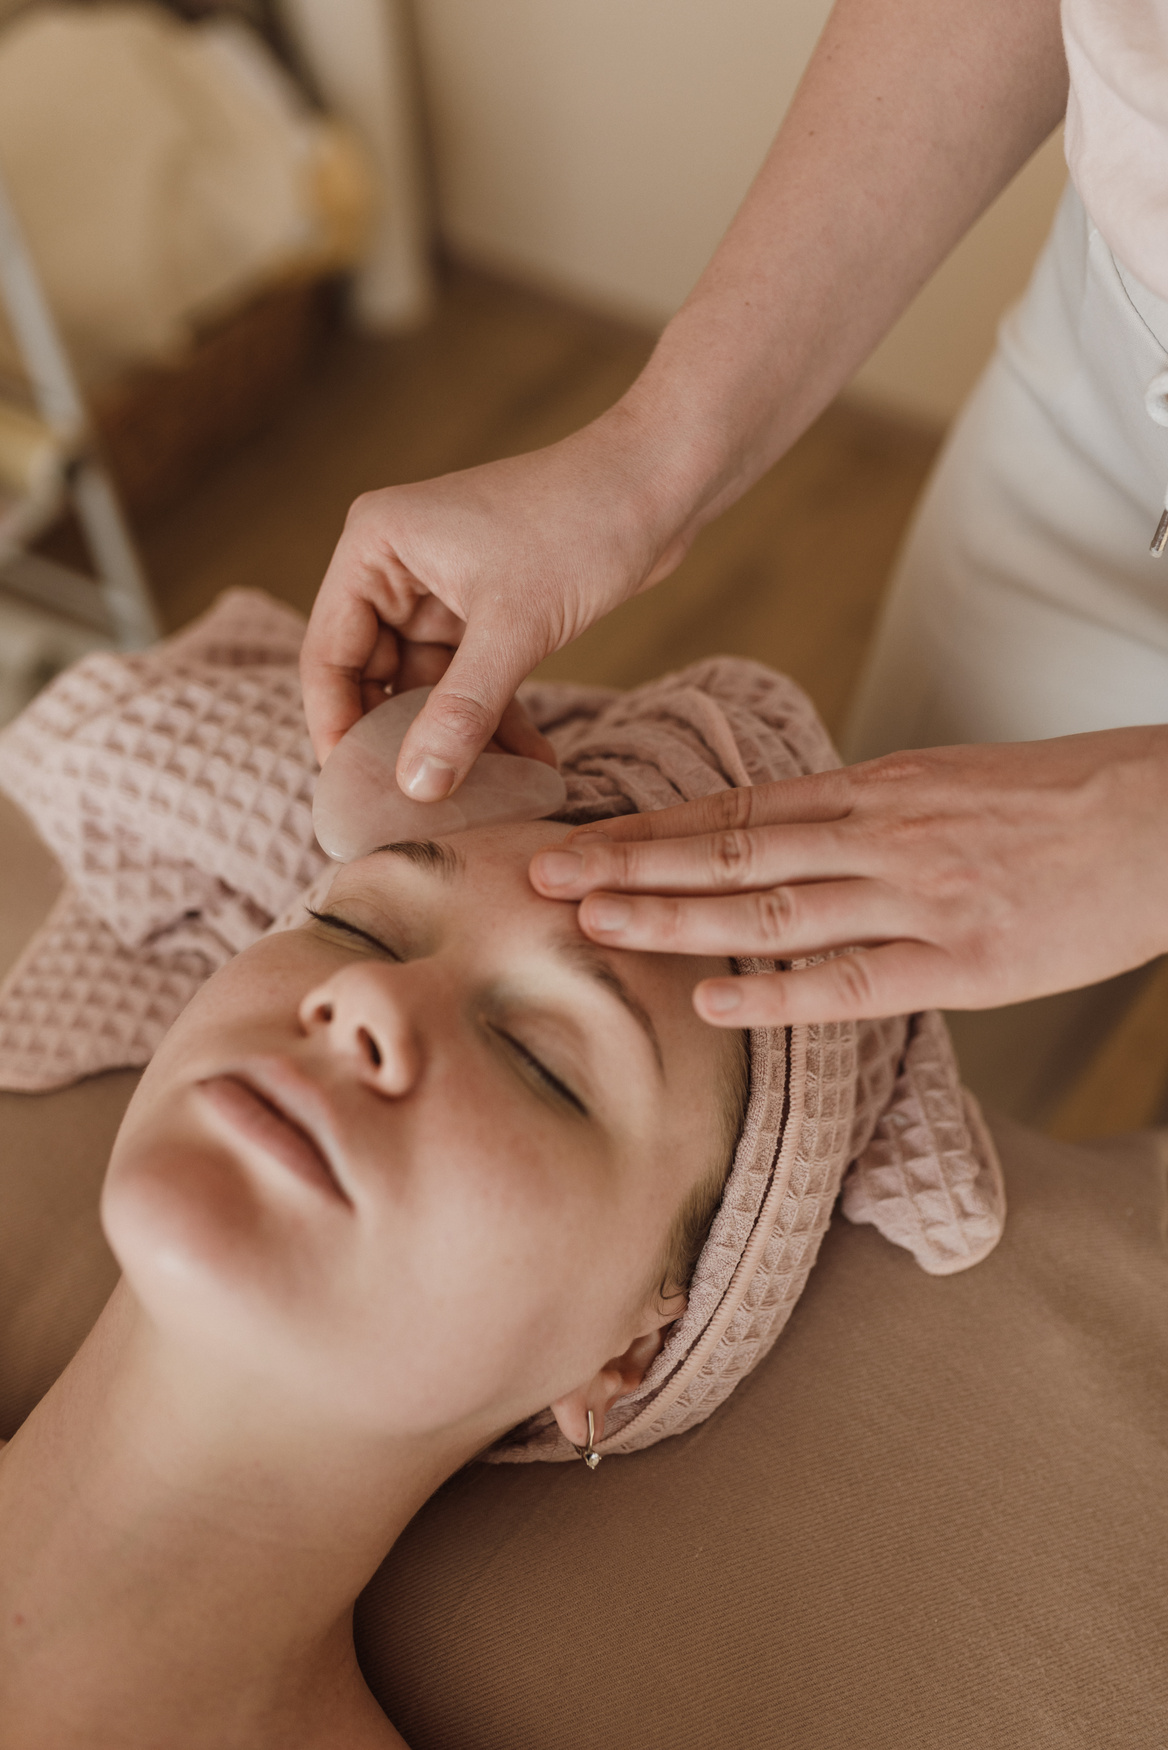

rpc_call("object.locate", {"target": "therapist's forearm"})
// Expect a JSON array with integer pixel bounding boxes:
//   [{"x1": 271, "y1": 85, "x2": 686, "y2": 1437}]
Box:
[{"x1": 611, "y1": 0, "x2": 1068, "y2": 568}]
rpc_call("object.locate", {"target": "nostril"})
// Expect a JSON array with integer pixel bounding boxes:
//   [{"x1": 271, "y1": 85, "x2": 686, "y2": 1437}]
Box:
[
  {"x1": 357, "y1": 1027, "x2": 382, "y2": 1069},
  {"x1": 318, "y1": 1002, "x2": 334, "y2": 1024}
]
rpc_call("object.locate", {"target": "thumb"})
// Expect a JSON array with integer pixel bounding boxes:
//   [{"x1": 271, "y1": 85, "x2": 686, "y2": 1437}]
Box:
[{"x1": 395, "y1": 617, "x2": 540, "y2": 800}]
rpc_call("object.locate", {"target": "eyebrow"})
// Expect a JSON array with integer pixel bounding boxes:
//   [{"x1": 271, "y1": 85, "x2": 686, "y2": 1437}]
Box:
[
  {"x1": 554, "y1": 932, "x2": 666, "y2": 1080},
  {"x1": 369, "y1": 839, "x2": 465, "y2": 879}
]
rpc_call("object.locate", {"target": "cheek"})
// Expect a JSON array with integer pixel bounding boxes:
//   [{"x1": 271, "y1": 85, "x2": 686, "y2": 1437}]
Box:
[
  {"x1": 407, "y1": 1081, "x2": 614, "y2": 1295},
  {"x1": 142, "y1": 939, "x2": 311, "y2": 1076},
  {"x1": 352, "y1": 1099, "x2": 613, "y2": 1419}
]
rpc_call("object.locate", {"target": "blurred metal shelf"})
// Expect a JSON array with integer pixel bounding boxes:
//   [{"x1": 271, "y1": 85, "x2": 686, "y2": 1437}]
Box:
[{"x1": 0, "y1": 169, "x2": 159, "y2": 653}]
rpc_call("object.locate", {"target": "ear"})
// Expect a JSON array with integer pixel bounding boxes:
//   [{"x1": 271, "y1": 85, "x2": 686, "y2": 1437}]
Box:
[{"x1": 550, "y1": 1301, "x2": 685, "y2": 1450}]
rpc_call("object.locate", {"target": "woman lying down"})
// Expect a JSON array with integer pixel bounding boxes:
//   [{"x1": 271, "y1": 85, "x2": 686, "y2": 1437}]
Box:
[{"x1": 0, "y1": 591, "x2": 1004, "y2": 1748}]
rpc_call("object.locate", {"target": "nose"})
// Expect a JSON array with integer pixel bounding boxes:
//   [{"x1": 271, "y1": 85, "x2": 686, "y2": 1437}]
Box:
[{"x1": 299, "y1": 962, "x2": 423, "y2": 1097}]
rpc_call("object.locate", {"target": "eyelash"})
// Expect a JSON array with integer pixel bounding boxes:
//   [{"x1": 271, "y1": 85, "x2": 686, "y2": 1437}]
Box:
[
  {"x1": 307, "y1": 907, "x2": 400, "y2": 959},
  {"x1": 306, "y1": 908, "x2": 588, "y2": 1118},
  {"x1": 488, "y1": 1027, "x2": 588, "y2": 1117}
]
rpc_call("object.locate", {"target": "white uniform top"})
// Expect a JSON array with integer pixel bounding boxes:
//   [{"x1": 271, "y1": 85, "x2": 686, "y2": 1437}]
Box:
[{"x1": 1064, "y1": 0, "x2": 1168, "y2": 298}]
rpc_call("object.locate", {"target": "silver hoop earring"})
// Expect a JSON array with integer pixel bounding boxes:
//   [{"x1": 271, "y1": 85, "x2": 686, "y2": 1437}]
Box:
[{"x1": 579, "y1": 1409, "x2": 602, "y2": 1470}]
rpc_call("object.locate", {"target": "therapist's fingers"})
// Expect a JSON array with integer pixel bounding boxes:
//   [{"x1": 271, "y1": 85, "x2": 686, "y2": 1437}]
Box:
[
  {"x1": 557, "y1": 731, "x2": 1168, "y2": 1022},
  {"x1": 691, "y1": 943, "x2": 958, "y2": 1028},
  {"x1": 302, "y1": 589, "x2": 402, "y2": 765},
  {"x1": 359, "y1": 639, "x2": 557, "y2": 768},
  {"x1": 576, "y1": 878, "x2": 912, "y2": 960},
  {"x1": 393, "y1": 640, "x2": 455, "y2": 692},
  {"x1": 300, "y1": 501, "x2": 469, "y2": 765},
  {"x1": 396, "y1": 595, "x2": 466, "y2": 646},
  {"x1": 394, "y1": 611, "x2": 550, "y2": 800},
  {"x1": 563, "y1": 769, "x2": 855, "y2": 847},
  {"x1": 531, "y1": 818, "x2": 876, "y2": 899}
]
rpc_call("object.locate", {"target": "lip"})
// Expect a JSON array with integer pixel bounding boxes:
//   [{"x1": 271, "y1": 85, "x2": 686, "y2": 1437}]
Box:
[{"x1": 196, "y1": 1064, "x2": 353, "y2": 1206}]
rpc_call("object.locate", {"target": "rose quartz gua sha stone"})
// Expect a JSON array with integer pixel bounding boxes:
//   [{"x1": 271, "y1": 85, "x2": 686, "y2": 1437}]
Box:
[{"x1": 313, "y1": 687, "x2": 568, "y2": 861}]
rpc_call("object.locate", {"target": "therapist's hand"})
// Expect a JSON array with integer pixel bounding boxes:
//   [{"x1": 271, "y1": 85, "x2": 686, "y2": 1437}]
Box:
[
  {"x1": 528, "y1": 728, "x2": 1168, "y2": 1025},
  {"x1": 299, "y1": 410, "x2": 696, "y2": 791}
]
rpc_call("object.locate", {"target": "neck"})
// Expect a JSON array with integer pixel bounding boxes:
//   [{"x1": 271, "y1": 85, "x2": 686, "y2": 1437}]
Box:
[{"x1": 0, "y1": 1283, "x2": 476, "y2": 1749}]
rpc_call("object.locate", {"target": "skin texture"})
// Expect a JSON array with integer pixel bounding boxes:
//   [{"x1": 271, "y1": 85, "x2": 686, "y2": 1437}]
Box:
[
  {"x1": 0, "y1": 821, "x2": 739, "y2": 1750},
  {"x1": 527, "y1": 730, "x2": 1168, "y2": 1025}
]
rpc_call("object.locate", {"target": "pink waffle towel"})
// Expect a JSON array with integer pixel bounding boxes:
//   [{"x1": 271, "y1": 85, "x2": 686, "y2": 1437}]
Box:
[{"x1": 0, "y1": 589, "x2": 1004, "y2": 1460}]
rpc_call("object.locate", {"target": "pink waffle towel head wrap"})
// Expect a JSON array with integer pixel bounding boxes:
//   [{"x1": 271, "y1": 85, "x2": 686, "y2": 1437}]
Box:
[{"x1": 0, "y1": 590, "x2": 1004, "y2": 1461}]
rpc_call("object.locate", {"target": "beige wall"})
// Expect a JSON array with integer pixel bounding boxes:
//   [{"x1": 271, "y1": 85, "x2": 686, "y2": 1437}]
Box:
[{"x1": 412, "y1": 0, "x2": 1067, "y2": 426}]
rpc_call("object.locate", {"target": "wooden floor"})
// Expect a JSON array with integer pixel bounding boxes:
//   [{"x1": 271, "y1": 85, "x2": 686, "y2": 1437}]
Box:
[{"x1": 47, "y1": 262, "x2": 1168, "y2": 1140}]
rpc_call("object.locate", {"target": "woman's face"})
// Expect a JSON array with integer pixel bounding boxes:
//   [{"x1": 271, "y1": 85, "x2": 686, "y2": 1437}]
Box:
[{"x1": 103, "y1": 821, "x2": 740, "y2": 1445}]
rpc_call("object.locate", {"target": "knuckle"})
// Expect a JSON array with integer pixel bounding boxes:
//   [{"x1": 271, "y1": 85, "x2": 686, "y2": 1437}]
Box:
[
  {"x1": 926, "y1": 859, "x2": 977, "y2": 907},
  {"x1": 828, "y1": 950, "x2": 878, "y2": 1009},
  {"x1": 860, "y1": 749, "x2": 932, "y2": 788},
  {"x1": 600, "y1": 840, "x2": 635, "y2": 884},
  {"x1": 345, "y1": 488, "x2": 384, "y2": 531},
  {"x1": 753, "y1": 885, "x2": 797, "y2": 944},
  {"x1": 883, "y1": 829, "x2": 972, "y2": 903},
  {"x1": 729, "y1": 787, "x2": 757, "y2": 829},
  {"x1": 967, "y1": 900, "x2": 1014, "y2": 965},
  {"x1": 428, "y1": 691, "x2": 495, "y2": 743},
  {"x1": 708, "y1": 787, "x2": 755, "y2": 832},
  {"x1": 622, "y1": 842, "x2": 654, "y2": 888},
  {"x1": 707, "y1": 829, "x2": 755, "y2": 884},
  {"x1": 653, "y1": 897, "x2": 688, "y2": 947}
]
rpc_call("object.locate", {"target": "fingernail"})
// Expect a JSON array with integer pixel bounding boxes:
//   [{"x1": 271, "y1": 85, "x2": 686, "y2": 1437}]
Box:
[
  {"x1": 533, "y1": 848, "x2": 584, "y2": 889},
  {"x1": 402, "y1": 756, "x2": 456, "y2": 802},
  {"x1": 583, "y1": 895, "x2": 631, "y2": 933},
  {"x1": 569, "y1": 830, "x2": 611, "y2": 845},
  {"x1": 699, "y1": 981, "x2": 742, "y2": 1015}
]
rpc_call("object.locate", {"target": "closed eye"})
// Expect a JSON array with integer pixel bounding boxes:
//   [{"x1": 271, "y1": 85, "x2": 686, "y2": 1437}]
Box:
[
  {"x1": 489, "y1": 1026, "x2": 589, "y2": 1118},
  {"x1": 307, "y1": 907, "x2": 401, "y2": 961},
  {"x1": 309, "y1": 909, "x2": 586, "y2": 1116}
]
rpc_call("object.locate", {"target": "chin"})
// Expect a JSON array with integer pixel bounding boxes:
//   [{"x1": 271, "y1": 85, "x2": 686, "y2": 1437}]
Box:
[{"x1": 102, "y1": 1124, "x2": 300, "y2": 1351}]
